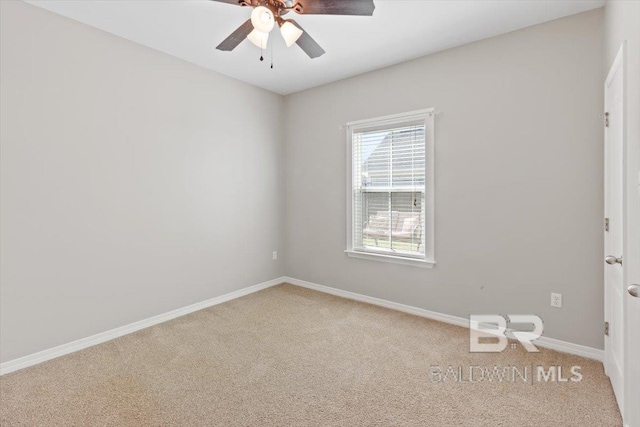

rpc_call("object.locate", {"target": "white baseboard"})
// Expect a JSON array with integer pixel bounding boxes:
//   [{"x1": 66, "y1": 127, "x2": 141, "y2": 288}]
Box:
[
  {"x1": 1, "y1": 274, "x2": 604, "y2": 375},
  {"x1": 284, "y1": 276, "x2": 469, "y2": 328},
  {"x1": 283, "y1": 276, "x2": 604, "y2": 361},
  {"x1": 533, "y1": 336, "x2": 604, "y2": 361},
  {"x1": 0, "y1": 276, "x2": 286, "y2": 376}
]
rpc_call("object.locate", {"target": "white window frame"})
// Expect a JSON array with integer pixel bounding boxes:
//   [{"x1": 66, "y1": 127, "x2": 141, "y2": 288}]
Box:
[{"x1": 345, "y1": 108, "x2": 436, "y2": 268}]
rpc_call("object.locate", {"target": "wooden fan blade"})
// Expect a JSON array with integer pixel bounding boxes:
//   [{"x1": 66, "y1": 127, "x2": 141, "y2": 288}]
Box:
[
  {"x1": 293, "y1": 0, "x2": 375, "y2": 16},
  {"x1": 209, "y1": 0, "x2": 245, "y2": 5},
  {"x1": 216, "y1": 19, "x2": 253, "y2": 51},
  {"x1": 289, "y1": 20, "x2": 325, "y2": 59}
]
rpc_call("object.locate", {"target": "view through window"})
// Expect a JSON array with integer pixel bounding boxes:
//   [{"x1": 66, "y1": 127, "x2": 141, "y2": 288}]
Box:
[{"x1": 349, "y1": 110, "x2": 434, "y2": 262}]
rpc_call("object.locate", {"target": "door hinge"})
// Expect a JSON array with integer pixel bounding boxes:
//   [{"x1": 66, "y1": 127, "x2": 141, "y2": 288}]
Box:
[
  {"x1": 605, "y1": 217, "x2": 609, "y2": 232},
  {"x1": 605, "y1": 112, "x2": 609, "y2": 128},
  {"x1": 605, "y1": 321, "x2": 609, "y2": 336}
]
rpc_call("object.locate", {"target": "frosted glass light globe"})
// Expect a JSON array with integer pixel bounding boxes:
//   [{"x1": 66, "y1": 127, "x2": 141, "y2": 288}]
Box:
[
  {"x1": 247, "y1": 29, "x2": 269, "y2": 49},
  {"x1": 280, "y1": 21, "x2": 303, "y2": 47},
  {"x1": 251, "y1": 6, "x2": 275, "y2": 33}
]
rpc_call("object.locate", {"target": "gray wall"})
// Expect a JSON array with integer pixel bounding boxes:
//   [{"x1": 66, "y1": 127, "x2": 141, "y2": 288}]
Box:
[
  {"x1": 0, "y1": 0, "x2": 284, "y2": 362},
  {"x1": 1, "y1": 2, "x2": 610, "y2": 363},
  {"x1": 283, "y1": 9, "x2": 605, "y2": 349}
]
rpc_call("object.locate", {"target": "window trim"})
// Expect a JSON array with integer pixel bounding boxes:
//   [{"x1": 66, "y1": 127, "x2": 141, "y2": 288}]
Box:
[{"x1": 345, "y1": 108, "x2": 436, "y2": 267}]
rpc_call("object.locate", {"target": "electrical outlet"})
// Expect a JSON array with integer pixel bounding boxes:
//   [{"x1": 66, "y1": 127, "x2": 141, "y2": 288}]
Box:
[
  {"x1": 551, "y1": 293, "x2": 562, "y2": 308},
  {"x1": 272, "y1": 251, "x2": 277, "y2": 261}
]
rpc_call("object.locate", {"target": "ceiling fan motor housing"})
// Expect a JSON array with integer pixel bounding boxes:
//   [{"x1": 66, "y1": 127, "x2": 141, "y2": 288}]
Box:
[
  {"x1": 239, "y1": 0, "x2": 298, "y2": 15},
  {"x1": 214, "y1": 0, "x2": 375, "y2": 58}
]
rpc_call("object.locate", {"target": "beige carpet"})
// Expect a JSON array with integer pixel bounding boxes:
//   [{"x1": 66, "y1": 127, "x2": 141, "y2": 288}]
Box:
[{"x1": 0, "y1": 284, "x2": 622, "y2": 426}]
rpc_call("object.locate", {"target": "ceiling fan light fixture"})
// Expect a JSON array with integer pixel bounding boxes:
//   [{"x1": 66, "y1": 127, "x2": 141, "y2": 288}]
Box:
[
  {"x1": 251, "y1": 6, "x2": 275, "y2": 33},
  {"x1": 247, "y1": 29, "x2": 269, "y2": 49},
  {"x1": 280, "y1": 21, "x2": 303, "y2": 47}
]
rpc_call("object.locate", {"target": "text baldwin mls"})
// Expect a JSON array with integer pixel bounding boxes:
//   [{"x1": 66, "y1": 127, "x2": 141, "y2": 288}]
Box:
[{"x1": 429, "y1": 365, "x2": 583, "y2": 383}]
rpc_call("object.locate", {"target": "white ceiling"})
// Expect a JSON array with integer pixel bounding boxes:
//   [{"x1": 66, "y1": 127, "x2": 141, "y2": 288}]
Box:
[{"x1": 26, "y1": 0, "x2": 604, "y2": 95}]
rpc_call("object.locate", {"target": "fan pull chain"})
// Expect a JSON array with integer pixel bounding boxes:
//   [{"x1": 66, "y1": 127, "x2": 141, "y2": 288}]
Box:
[
  {"x1": 270, "y1": 40, "x2": 274, "y2": 69},
  {"x1": 259, "y1": 33, "x2": 264, "y2": 62}
]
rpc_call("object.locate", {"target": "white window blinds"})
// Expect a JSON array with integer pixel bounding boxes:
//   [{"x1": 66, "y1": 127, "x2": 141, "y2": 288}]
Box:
[{"x1": 347, "y1": 110, "x2": 435, "y2": 264}]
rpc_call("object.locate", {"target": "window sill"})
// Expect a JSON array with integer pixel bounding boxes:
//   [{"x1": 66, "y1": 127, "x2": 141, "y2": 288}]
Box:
[{"x1": 344, "y1": 250, "x2": 436, "y2": 268}]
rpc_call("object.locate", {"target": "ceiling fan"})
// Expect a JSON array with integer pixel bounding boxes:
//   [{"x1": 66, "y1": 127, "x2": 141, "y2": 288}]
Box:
[{"x1": 213, "y1": 0, "x2": 375, "y2": 59}]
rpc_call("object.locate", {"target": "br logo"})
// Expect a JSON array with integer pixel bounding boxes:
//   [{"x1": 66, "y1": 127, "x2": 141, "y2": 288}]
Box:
[{"x1": 469, "y1": 315, "x2": 544, "y2": 353}]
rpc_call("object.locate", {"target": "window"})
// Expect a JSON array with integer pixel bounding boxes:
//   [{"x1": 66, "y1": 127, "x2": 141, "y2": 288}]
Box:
[{"x1": 345, "y1": 109, "x2": 435, "y2": 267}]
